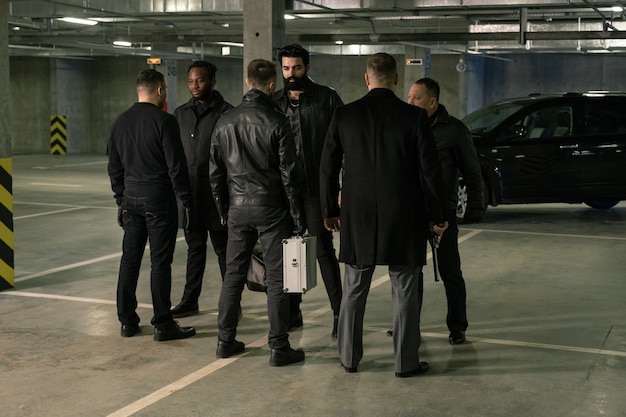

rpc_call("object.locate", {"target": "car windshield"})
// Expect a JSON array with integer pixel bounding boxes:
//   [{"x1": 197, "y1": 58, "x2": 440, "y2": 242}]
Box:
[{"x1": 463, "y1": 102, "x2": 524, "y2": 134}]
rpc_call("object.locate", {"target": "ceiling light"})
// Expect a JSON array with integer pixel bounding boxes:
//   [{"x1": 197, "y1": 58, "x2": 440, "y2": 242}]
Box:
[
  {"x1": 284, "y1": 14, "x2": 296, "y2": 20},
  {"x1": 335, "y1": 40, "x2": 344, "y2": 45},
  {"x1": 59, "y1": 17, "x2": 98, "y2": 26},
  {"x1": 612, "y1": 5, "x2": 624, "y2": 12},
  {"x1": 113, "y1": 40, "x2": 132, "y2": 47},
  {"x1": 213, "y1": 21, "x2": 229, "y2": 28}
]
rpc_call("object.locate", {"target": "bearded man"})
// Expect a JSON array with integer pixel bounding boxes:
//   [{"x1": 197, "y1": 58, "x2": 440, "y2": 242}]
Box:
[{"x1": 273, "y1": 44, "x2": 344, "y2": 337}]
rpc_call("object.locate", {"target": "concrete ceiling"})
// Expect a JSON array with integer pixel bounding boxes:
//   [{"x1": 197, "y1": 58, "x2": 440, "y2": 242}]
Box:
[{"x1": 8, "y1": 0, "x2": 626, "y2": 59}]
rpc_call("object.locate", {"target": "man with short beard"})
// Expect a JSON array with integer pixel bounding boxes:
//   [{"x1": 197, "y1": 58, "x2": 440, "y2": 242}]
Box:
[
  {"x1": 171, "y1": 61, "x2": 234, "y2": 318},
  {"x1": 273, "y1": 44, "x2": 344, "y2": 337}
]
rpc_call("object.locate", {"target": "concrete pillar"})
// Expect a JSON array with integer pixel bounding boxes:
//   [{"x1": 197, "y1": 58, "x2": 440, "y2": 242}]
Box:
[
  {"x1": 242, "y1": 0, "x2": 285, "y2": 94},
  {"x1": 403, "y1": 45, "x2": 427, "y2": 98},
  {"x1": 151, "y1": 44, "x2": 179, "y2": 113},
  {"x1": 0, "y1": 1, "x2": 15, "y2": 290}
]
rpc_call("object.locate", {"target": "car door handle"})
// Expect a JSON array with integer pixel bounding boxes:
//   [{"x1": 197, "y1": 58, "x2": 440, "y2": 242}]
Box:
[{"x1": 559, "y1": 144, "x2": 579, "y2": 149}]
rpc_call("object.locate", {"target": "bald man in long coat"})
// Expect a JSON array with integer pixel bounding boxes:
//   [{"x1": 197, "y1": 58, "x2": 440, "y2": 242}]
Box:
[{"x1": 319, "y1": 52, "x2": 448, "y2": 377}]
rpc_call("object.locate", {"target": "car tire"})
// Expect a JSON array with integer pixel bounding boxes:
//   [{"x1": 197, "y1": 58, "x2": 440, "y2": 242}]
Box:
[
  {"x1": 456, "y1": 177, "x2": 489, "y2": 222},
  {"x1": 584, "y1": 200, "x2": 619, "y2": 209}
]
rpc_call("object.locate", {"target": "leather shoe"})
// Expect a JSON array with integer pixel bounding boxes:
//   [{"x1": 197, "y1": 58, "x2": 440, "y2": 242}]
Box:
[
  {"x1": 449, "y1": 330, "x2": 466, "y2": 345},
  {"x1": 171, "y1": 302, "x2": 199, "y2": 318},
  {"x1": 121, "y1": 324, "x2": 141, "y2": 337},
  {"x1": 341, "y1": 363, "x2": 357, "y2": 373},
  {"x1": 153, "y1": 321, "x2": 196, "y2": 342},
  {"x1": 395, "y1": 362, "x2": 430, "y2": 378},
  {"x1": 270, "y1": 347, "x2": 305, "y2": 366},
  {"x1": 216, "y1": 340, "x2": 245, "y2": 358},
  {"x1": 288, "y1": 312, "x2": 303, "y2": 332}
]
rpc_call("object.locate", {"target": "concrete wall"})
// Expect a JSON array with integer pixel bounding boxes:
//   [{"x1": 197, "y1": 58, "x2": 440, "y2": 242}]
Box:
[{"x1": 9, "y1": 52, "x2": 626, "y2": 155}]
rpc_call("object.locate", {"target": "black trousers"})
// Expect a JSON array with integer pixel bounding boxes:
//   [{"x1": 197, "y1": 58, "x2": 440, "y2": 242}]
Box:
[
  {"x1": 289, "y1": 195, "x2": 343, "y2": 319},
  {"x1": 179, "y1": 227, "x2": 228, "y2": 305},
  {"x1": 437, "y1": 212, "x2": 468, "y2": 332},
  {"x1": 218, "y1": 206, "x2": 293, "y2": 349},
  {"x1": 117, "y1": 195, "x2": 177, "y2": 328}
]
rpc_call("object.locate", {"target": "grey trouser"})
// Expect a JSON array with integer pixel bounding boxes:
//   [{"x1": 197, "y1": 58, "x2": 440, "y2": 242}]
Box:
[{"x1": 338, "y1": 264, "x2": 424, "y2": 373}]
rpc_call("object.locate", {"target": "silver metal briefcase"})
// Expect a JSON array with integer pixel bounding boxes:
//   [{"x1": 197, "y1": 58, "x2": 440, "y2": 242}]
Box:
[{"x1": 282, "y1": 236, "x2": 317, "y2": 293}]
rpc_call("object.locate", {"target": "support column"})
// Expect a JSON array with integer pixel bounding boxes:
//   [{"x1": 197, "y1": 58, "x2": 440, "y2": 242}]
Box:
[
  {"x1": 0, "y1": 1, "x2": 15, "y2": 290},
  {"x1": 242, "y1": 0, "x2": 285, "y2": 94}
]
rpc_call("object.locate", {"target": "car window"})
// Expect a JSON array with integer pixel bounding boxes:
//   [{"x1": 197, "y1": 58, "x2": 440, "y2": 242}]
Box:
[
  {"x1": 507, "y1": 105, "x2": 573, "y2": 140},
  {"x1": 463, "y1": 102, "x2": 523, "y2": 134},
  {"x1": 584, "y1": 100, "x2": 626, "y2": 135}
]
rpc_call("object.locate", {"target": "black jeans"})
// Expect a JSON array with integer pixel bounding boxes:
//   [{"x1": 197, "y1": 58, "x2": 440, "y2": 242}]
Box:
[
  {"x1": 116, "y1": 195, "x2": 177, "y2": 328},
  {"x1": 180, "y1": 228, "x2": 228, "y2": 304},
  {"x1": 437, "y1": 212, "x2": 468, "y2": 332},
  {"x1": 217, "y1": 205, "x2": 292, "y2": 349}
]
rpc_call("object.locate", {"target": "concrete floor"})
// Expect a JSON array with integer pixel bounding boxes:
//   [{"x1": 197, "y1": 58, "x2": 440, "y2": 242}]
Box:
[{"x1": 2, "y1": 154, "x2": 625, "y2": 417}]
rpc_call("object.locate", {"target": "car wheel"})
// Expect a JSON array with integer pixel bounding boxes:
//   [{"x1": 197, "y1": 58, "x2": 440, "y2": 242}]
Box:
[
  {"x1": 457, "y1": 177, "x2": 490, "y2": 223},
  {"x1": 456, "y1": 180, "x2": 468, "y2": 221},
  {"x1": 584, "y1": 200, "x2": 619, "y2": 209}
]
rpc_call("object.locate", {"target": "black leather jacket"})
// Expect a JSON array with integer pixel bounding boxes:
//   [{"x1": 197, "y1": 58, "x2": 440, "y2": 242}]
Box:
[
  {"x1": 273, "y1": 77, "x2": 343, "y2": 197},
  {"x1": 209, "y1": 89, "x2": 304, "y2": 224},
  {"x1": 430, "y1": 104, "x2": 483, "y2": 212}
]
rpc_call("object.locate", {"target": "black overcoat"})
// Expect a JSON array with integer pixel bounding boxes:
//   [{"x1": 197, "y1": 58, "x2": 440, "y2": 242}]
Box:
[
  {"x1": 173, "y1": 91, "x2": 233, "y2": 230},
  {"x1": 320, "y1": 88, "x2": 446, "y2": 266}
]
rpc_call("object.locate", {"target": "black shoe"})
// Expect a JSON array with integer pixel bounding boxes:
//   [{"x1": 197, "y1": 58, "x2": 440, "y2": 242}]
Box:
[
  {"x1": 171, "y1": 302, "x2": 199, "y2": 318},
  {"x1": 121, "y1": 324, "x2": 141, "y2": 337},
  {"x1": 395, "y1": 362, "x2": 429, "y2": 378},
  {"x1": 449, "y1": 330, "x2": 466, "y2": 345},
  {"x1": 216, "y1": 339, "x2": 245, "y2": 358},
  {"x1": 153, "y1": 321, "x2": 196, "y2": 341},
  {"x1": 270, "y1": 347, "x2": 305, "y2": 366},
  {"x1": 341, "y1": 363, "x2": 357, "y2": 373},
  {"x1": 288, "y1": 312, "x2": 303, "y2": 332},
  {"x1": 331, "y1": 315, "x2": 339, "y2": 338}
]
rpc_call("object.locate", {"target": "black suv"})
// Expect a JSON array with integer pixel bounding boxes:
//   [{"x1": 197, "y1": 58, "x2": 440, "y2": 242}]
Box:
[{"x1": 459, "y1": 92, "x2": 626, "y2": 218}]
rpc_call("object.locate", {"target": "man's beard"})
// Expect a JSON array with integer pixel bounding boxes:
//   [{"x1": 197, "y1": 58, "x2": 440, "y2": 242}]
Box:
[{"x1": 284, "y1": 74, "x2": 307, "y2": 91}]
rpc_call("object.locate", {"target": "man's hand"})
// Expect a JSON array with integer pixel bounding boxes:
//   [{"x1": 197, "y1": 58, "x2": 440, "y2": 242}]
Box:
[
  {"x1": 117, "y1": 205, "x2": 123, "y2": 227},
  {"x1": 463, "y1": 207, "x2": 484, "y2": 224},
  {"x1": 323, "y1": 217, "x2": 341, "y2": 232},
  {"x1": 431, "y1": 221, "x2": 449, "y2": 237},
  {"x1": 292, "y1": 217, "x2": 306, "y2": 236}
]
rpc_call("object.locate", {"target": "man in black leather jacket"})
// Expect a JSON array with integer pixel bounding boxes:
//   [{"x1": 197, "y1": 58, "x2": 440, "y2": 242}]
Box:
[
  {"x1": 210, "y1": 59, "x2": 306, "y2": 366},
  {"x1": 408, "y1": 77, "x2": 484, "y2": 345},
  {"x1": 273, "y1": 44, "x2": 344, "y2": 336},
  {"x1": 171, "y1": 61, "x2": 234, "y2": 319}
]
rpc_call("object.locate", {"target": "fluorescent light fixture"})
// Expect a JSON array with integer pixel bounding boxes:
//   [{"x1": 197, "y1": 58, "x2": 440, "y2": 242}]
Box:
[
  {"x1": 612, "y1": 5, "x2": 624, "y2": 12},
  {"x1": 335, "y1": 40, "x2": 344, "y2": 45},
  {"x1": 284, "y1": 14, "x2": 296, "y2": 20},
  {"x1": 216, "y1": 41, "x2": 244, "y2": 48},
  {"x1": 113, "y1": 40, "x2": 132, "y2": 47},
  {"x1": 59, "y1": 17, "x2": 98, "y2": 26}
]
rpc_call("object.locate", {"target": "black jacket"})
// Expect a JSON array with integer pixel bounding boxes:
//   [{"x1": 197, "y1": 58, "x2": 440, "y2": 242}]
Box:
[
  {"x1": 430, "y1": 104, "x2": 483, "y2": 212},
  {"x1": 210, "y1": 89, "x2": 303, "y2": 224},
  {"x1": 174, "y1": 91, "x2": 233, "y2": 230},
  {"x1": 273, "y1": 77, "x2": 343, "y2": 197},
  {"x1": 320, "y1": 88, "x2": 445, "y2": 266},
  {"x1": 107, "y1": 102, "x2": 192, "y2": 207}
]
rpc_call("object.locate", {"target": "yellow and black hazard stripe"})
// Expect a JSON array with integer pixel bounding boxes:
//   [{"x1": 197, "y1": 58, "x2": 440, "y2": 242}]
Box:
[
  {"x1": 0, "y1": 158, "x2": 14, "y2": 290},
  {"x1": 50, "y1": 115, "x2": 67, "y2": 155}
]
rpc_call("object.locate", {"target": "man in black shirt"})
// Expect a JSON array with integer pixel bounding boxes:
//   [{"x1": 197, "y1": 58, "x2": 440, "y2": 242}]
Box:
[{"x1": 107, "y1": 69, "x2": 196, "y2": 342}]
